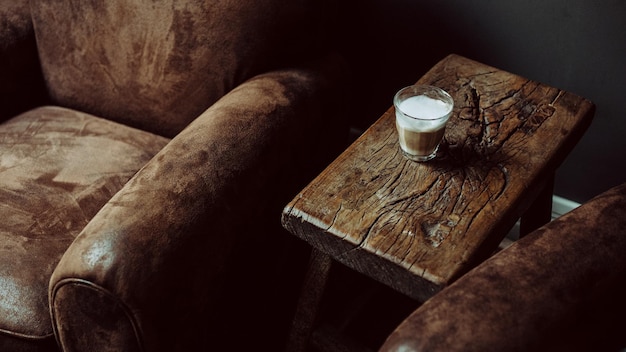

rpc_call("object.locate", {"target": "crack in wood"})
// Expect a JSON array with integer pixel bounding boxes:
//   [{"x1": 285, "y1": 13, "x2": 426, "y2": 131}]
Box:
[
  {"x1": 383, "y1": 176, "x2": 436, "y2": 209},
  {"x1": 465, "y1": 70, "x2": 499, "y2": 79},
  {"x1": 328, "y1": 202, "x2": 343, "y2": 232},
  {"x1": 550, "y1": 90, "x2": 565, "y2": 106}
]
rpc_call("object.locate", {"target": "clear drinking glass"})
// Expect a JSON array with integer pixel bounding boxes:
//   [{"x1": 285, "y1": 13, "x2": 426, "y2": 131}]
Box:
[{"x1": 393, "y1": 85, "x2": 454, "y2": 162}]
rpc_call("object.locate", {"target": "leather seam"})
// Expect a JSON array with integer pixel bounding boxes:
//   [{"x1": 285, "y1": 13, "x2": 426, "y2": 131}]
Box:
[
  {"x1": 0, "y1": 327, "x2": 54, "y2": 341},
  {"x1": 50, "y1": 278, "x2": 145, "y2": 352}
]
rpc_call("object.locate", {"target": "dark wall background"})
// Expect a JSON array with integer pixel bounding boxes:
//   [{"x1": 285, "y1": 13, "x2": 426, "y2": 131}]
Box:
[{"x1": 333, "y1": 0, "x2": 626, "y2": 203}]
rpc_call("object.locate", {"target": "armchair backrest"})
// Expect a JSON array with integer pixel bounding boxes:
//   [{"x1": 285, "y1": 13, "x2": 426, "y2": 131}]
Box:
[{"x1": 29, "y1": 0, "x2": 326, "y2": 137}]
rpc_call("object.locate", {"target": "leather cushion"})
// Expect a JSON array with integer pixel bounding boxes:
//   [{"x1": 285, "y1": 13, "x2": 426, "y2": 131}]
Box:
[{"x1": 0, "y1": 106, "x2": 169, "y2": 343}]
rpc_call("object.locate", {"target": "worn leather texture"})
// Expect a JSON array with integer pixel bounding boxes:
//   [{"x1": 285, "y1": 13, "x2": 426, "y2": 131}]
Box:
[
  {"x1": 380, "y1": 182, "x2": 626, "y2": 352},
  {"x1": 30, "y1": 0, "x2": 328, "y2": 138},
  {"x1": 1, "y1": 0, "x2": 343, "y2": 350},
  {"x1": 0, "y1": 107, "x2": 169, "y2": 350}
]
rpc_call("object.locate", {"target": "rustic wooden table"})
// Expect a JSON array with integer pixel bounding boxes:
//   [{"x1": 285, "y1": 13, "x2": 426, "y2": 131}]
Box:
[{"x1": 281, "y1": 54, "x2": 594, "y2": 351}]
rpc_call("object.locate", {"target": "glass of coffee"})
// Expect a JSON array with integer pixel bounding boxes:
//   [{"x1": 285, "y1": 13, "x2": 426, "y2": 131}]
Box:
[{"x1": 393, "y1": 85, "x2": 454, "y2": 162}]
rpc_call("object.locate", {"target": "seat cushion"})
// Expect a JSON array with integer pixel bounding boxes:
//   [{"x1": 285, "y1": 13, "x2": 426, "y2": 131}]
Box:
[{"x1": 0, "y1": 106, "x2": 169, "y2": 348}]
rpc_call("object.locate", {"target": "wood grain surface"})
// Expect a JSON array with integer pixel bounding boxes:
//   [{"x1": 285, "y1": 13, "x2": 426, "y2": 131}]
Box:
[{"x1": 282, "y1": 54, "x2": 594, "y2": 301}]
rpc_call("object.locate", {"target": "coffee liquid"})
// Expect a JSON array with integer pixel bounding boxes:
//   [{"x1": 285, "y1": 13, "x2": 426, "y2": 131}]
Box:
[{"x1": 396, "y1": 122, "x2": 446, "y2": 156}]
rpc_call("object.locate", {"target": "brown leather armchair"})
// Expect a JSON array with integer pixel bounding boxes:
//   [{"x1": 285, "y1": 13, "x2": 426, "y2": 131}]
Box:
[
  {"x1": 0, "y1": 1, "x2": 345, "y2": 351},
  {"x1": 380, "y1": 182, "x2": 626, "y2": 352}
]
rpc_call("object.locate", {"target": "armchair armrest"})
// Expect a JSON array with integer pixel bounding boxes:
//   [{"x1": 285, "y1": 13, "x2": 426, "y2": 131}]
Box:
[
  {"x1": 49, "y1": 57, "x2": 345, "y2": 351},
  {"x1": 0, "y1": 0, "x2": 47, "y2": 119},
  {"x1": 380, "y1": 182, "x2": 626, "y2": 352}
]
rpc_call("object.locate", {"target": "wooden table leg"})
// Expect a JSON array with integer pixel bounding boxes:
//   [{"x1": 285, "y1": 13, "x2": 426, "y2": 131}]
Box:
[
  {"x1": 520, "y1": 174, "x2": 555, "y2": 237},
  {"x1": 285, "y1": 248, "x2": 333, "y2": 352}
]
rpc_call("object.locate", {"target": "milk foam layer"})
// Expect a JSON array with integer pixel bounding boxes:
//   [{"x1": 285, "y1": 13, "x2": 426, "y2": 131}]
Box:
[{"x1": 396, "y1": 95, "x2": 453, "y2": 131}]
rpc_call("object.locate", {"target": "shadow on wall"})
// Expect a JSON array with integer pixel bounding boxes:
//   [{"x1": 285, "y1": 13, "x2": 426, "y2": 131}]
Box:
[{"x1": 332, "y1": 0, "x2": 479, "y2": 131}]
